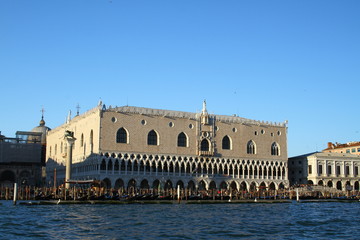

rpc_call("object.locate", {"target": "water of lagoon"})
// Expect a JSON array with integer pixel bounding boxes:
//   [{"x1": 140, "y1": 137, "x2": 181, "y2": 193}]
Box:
[{"x1": 1, "y1": 200, "x2": 359, "y2": 239}]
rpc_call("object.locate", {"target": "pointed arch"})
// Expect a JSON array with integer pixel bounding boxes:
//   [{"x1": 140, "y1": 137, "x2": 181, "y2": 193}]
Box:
[
  {"x1": 271, "y1": 142, "x2": 280, "y2": 156},
  {"x1": 187, "y1": 180, "x2": 195, "y2": 190},
  {"x1": 139, "y1": 160, "x2": 145, "y2": 172},
  {"x1": 201, "y1": 139, "x2": 210, "y2": 151},
  {"x1": 114, "y1": 159, "x2": 119, "y2": 171},
  {"x1": 164, "y1": 180, "x2": 173, "y2": 190},
  {"x1": 148, "y1": 130, "x2": 158, "y2": 145},
  {"x1": 80, "y1": 133, "x2": 84, "y2": 147},
  {"x1": 177, "y1": 132, "x2": 188, "y2": 147},
  {"x1": 198, "y1": 180, "x2": 206, "y2": 190},
  {"x1": 163, "y1": 161, "x2": 168, "y2": 174},
  {"x1": 107, "y1": 159, "x2": 113, "y2": 171},
  {"x1": 169, "y1": 161, "x2": 174, "y2": 173},
  {"x1": 133, "y1": 160, "x2": 139, "y2": 173},
  {"x1": 220, "y1": 181, "x2": 227, "y2": 189},
  {"x1": 116, "y1": 127, "x2": 128, "y2": 143},
  {"x1": 174, "y1": 161, "x2": 180, "y2": 174},
  {"x1": 222, "y1": 135, "x2": 231, "y2": 150},
  {"x1": 176, "y1": 180, "x2": 185, "y2": 189},
  {"x1": 100, "y1": 159, "x2": 106, "y2": 171},
  {"x1": 180, "y1": 162, "x2": 185, "y2": 174},
  {"x1": 240, "y1": 181, "x2": 247, "y2": 191},
  {"x1": 102, "y1": 178, "x2": 111, "y2": 189},
  {"x1": 145, "y1": 160, "x2": 151, "y2": 173},
  {"x1": 120, "y1": 159, "x2": 126, "y2": 171},
  {"x1": 186, "y1": 161, "x2": 191, "y2": 173},
  {"x1": 90, "y1": 130, "x2": 94, "y2": 153},
  {"x1": 114, "y1": 178, "x2": 124, "y2": 189},
  {"x1": 250, "y1": 182, "x2": 257, "y2": 192},
  {"x1": 140, "y1": 179, "x2": 150, "y2": 189},
  {"x1": 230, "y1": 181, "x2": 237, "y2": 191},
  {"x1": 209, "y1": 181, "x2": 217, "y2": 190},
  {"x1": 247, "y1": 140, "x2": 256, "y2": 154}
]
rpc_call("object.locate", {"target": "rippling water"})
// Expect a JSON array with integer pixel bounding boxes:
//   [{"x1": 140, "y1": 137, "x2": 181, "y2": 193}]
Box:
[{"x1": 1, "y1": 201, "x2": 359, "y2": 239}]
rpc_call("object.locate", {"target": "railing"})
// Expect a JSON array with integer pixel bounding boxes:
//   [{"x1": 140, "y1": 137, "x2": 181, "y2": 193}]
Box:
[
  {"x1": 197, "y1": 150, "x2": 214, "y2": 156},
  {"x1": 96, "y1": 170, "x2": 285, "y2": 180}
]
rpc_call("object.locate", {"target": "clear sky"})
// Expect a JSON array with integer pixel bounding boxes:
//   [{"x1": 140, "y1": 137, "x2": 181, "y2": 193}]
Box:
[{"x1": 1, "y1": 1, "x2": 359, "y2": 157}]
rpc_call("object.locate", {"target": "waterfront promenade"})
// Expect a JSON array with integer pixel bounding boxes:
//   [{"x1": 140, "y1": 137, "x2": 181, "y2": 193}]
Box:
[{"x1": 1, "y1": 185, "x2": 358, "y2": 202}]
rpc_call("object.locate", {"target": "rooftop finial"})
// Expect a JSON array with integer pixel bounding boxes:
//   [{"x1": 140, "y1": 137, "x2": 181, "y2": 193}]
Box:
[
  {"x1": 202, "y1": 100, "x2": 207, "y2": 114},
  {"x1": 66, "y1": 110, "x2": 72, "y2": 124},
  {"x1": 76, "y1": 103, "x2": 80, "y2": 116},
  {"x1": 41, "y1": 106, "x2": 45, "y2": 120},
  {"x1": 39, "y1": 106, "x2": 45, "y2": 126}
]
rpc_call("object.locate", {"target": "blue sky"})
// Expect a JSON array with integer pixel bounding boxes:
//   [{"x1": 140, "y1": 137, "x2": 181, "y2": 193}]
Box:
[{"x1": 1, "y1": 1, "x2": 359, "y2": 157}]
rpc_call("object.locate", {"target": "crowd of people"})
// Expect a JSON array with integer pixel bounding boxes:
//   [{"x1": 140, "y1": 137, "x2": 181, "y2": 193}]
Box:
[
  {"x1": 0, "y1": 185, "x2": 290, "y2": 201},
  {"x1": 0, "y1": 184, "x2": 357, "y2": 201}
]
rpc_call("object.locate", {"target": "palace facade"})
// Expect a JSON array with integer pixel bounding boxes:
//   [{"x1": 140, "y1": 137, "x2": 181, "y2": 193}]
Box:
[{"x1": 46, "y1": 101, "x2": 289, "y2": 192}]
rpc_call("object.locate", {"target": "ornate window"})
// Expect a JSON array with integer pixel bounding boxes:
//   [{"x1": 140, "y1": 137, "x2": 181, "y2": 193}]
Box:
[
  {"x1": 201, "y1": 139, "x2": 210, "y2": 151},
  {"x1": 177, "y1": 132, "x2": 187, "y2": 147},
  {"x1": 271, "y1": 142, "x2": 280, "y2": 156},
  {"x1": 247, "y1": 140, "x2": 256, "y2": 154},
  {"x1": 222, "y1": 136, "x2": 231, "y2": 150},
  {"x1": 147, "y1": 130, "x2": 158, "y2": 145},
  {"x1": 116, "y1": 127, "x2": 128, "y2": 143}
]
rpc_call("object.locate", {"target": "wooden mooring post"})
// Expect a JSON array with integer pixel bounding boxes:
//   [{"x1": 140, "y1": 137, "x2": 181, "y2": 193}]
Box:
[{"x1": 13, "y1": 183, "x2": 18, "y2": 205}]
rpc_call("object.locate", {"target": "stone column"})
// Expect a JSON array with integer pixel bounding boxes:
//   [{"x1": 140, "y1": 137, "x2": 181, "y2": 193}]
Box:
[{"x1": 65, "y1": 131, "x2": 76, "y2": 189}]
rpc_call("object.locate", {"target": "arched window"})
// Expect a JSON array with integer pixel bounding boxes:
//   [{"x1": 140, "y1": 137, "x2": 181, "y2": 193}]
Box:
[
  {"x1": 90, "y1": 130, "x2": 94, "y2": 153},
  {"x1": 247, "y1": 140, "x2": 256, "y2": 154},
  {"x1": 116, "y1": 128, "x2": 128, "y2": 143},
  {"x1": 80, "y1": 134, "x2": 84, "y2": 147},
  {"x1": 201, "y1": 139, "x2": 210, "y2": 151},
  {"x1": 177, "y1": 132, "x2": 187, "y2": 147},
  {"x1": 108, "y1": 159, "x2": 113, "y2": 171},
  {"x1": 271, "y1": 142, "x2": 280, "y2": 156},
  {"x1": 147, "y1": 130, "x2": 158, "y2": 145},
  {"x1": 222, "y1": 136, "x2": 231, "y2": 150},
  {"x1": 100, "y1": 159, "x2": 106, "y2": 170}
]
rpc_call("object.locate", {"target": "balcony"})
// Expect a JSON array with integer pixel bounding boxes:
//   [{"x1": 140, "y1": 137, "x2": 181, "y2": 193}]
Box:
[{"x1": 197, "y1": 150, "x2": 214, "y2": 156}]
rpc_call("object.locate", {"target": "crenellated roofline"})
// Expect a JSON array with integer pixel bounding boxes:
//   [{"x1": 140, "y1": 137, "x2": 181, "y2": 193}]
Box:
[{"x1": 107, "y1": 105, "x2": 288, "y2": 128}]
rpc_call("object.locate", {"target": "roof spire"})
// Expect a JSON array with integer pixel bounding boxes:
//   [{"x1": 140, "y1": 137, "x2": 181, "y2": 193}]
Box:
[
  {"x1": 40, "y1": 106, "x2": 45, "y2": 126},
  {"x1": 66, "y1": 110, "x2": 72, "y2": 124},
  {"x1": 76, "y1": 103, "x2": 80, "y2": 116},
  {"x1": 41, "y1": 106, "x2": 45, "y2": 120},
  {"x1": 202, "y1": 99, "x2": 207, "y2": 114}
]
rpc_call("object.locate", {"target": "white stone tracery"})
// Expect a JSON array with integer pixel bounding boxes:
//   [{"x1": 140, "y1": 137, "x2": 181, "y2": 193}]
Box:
[{"x1": 86, "y1": 151, "x2": 288, "y2": 190}]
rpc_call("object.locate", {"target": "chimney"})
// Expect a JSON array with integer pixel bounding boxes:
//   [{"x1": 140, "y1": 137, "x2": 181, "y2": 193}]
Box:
[{"x1": 328, "y1": 142, "x2": 334, "y2": 149}]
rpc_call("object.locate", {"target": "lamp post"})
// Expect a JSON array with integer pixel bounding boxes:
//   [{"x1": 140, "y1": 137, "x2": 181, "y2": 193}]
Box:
[{"x1": 64, "y1": 131, "x2": 76, "y2": 189}]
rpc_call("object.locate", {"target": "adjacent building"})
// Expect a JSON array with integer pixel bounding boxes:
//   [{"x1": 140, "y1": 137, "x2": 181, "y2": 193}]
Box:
[
  {"x1": 288, "y1": 152, "x2": 360, "y2": 191},
  {"x1": 323, "y1": 141, "x2": 360, "y2": 155},
  {"x1": 0, "y1": 116, "x2": 50, "y2": 187},
  {"x1": 46, "y1": 101, "x2": 289, "y2": 192}
]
